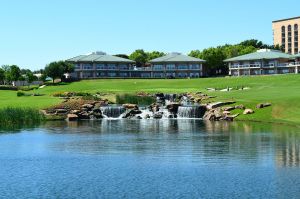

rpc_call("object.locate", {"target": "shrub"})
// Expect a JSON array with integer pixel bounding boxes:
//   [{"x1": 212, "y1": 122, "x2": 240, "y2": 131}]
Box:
[
  {"x1": 17, "y1": 91, "x2": 25, "y2": 97},
  {"x1": 116, "y1": 94, "x2": 155, "y2": 105},
  {"x1": 0, "y1": 107, "x2": 45, "y2": 129},
  {"x1": 0, "y1": 86, "x2": 18, "y2": 91}
]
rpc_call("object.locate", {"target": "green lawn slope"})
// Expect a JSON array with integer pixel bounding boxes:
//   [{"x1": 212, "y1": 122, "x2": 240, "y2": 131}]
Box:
[{"x1": 0, "y1": 74, "x2": 299, "y2": 125}]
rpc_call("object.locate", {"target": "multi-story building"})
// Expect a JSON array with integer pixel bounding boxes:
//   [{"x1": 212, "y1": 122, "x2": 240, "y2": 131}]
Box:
[
  {"x1": 149, "y1": 53, "x2": 205, "y2": 78},
  {"x1": 67, "y1": 52, "x2": 205, "y2": 79},
  {"x1": 272, "y1": 16, "x2": 300, "y2": 54},
  {"x1": 67, "y1": 52, "x2": 136, "y2": 79},
  {"x1": 226, "y1": 49, "x2": 300, "y2": 76}
]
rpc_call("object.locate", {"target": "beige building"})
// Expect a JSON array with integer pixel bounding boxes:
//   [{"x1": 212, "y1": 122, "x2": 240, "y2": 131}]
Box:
[{"x1": 273, "y1": 16, "x2": 300, "y2": 54}]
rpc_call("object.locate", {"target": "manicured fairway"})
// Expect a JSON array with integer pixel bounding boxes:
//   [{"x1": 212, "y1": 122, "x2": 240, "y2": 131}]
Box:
[{"x1": 1, "y1": 74, "x2": 300, "y2": 125}]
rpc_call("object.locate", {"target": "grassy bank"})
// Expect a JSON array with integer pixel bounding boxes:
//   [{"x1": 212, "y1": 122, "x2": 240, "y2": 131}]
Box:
[
  {"x1": 0, "y1": 107, "x2": 44, "y2": 128},
  {"x1": 0, "y1": 74, "x2": 300, "y2": 125}
]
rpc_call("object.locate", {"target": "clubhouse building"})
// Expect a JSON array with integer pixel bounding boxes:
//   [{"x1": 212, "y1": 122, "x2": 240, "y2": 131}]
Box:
[
  {"x1": 67, "y1": 52, "x2": 205, "y2": 79},
  {"x1": 225, "y1": 49, "x2": 300, "y2": 76}
]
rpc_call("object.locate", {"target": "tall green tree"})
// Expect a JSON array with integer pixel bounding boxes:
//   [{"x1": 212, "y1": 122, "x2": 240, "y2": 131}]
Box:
[
  {"x1": 146, "y1": 51, "x2": 165, "y2": 61},
  {"x1": 129, "y1": 49, "x2": 148, "y2": 67},
  {"x1": 4, "y1": 65, "x2": 21, "y2": 82},
  {"x1": 0, "y1": 68, "x2": 5, "y2": 84},
  {"x1": 44, "y1": 62, "x2": 65, "y2": 83}
]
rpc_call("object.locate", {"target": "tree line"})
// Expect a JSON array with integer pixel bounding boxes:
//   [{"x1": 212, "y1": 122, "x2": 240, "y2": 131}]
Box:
[
  {"x1": 122, "y1": 39, "x2": 281, "y2": 76},
  {"x1": 0, "y1": 39, "x2": 281, "y2": 85}
]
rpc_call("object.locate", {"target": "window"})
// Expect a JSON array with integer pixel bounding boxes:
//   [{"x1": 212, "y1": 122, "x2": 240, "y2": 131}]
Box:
[
  {"x1": 178, "y1": 64, "x2": 188, "y2": 70},
  {"x1": 119, "y1": 64, "x2": 128, "y2": 70},
  {"x1": 189, "y1": 64, "x2": 200, "y2": 70},
  {"x1": 281, "y1": 26, "x2": 286, "y2": 51},
  {"x1": 96, "y1": 64, "x2": 106, "y2": 70},
  {"x1": 295, "y1": 24, "x2": 298, "y2": 54},
  {"x1": 177, "y1": 72, "x2": 188, "y2": 78},
  {"x1": 83, "y1": 64, "x2": 93, "y2": 70},
  {"x1": 141, "y1": 73, "x2": 151, "y2": 78},
  {"x1": 153, "y1": 65, "x2": 164, "y2": 70},
  {"x1": 107, "y1": 64, "x2": 117, "y2": 70},
  {"x1": 153, "y1": 73, "x2": 165, "y2": 78},
  {"x1": 288, "y1": 25, "x2": 292, "y2": 53},
  {"x1": 119, "y1": 72, "x2": 128, "y2": 77},
  {"x1": 75, "y1": 64, "x2": 81, "y2": 70},
  {"x1": 107, "y1": 72, "x2": 116, "y2": 77},
  {"x1": 166, "y1": 64, "x2": 176, "y2": 70}
]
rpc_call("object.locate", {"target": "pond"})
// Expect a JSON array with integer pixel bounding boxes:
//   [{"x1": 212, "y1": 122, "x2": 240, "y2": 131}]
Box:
[{"x1": 0, "y1": 120, "x2": 299, "y2": 198}]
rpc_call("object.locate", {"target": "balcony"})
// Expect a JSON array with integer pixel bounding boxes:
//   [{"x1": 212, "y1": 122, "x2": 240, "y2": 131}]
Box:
[{"x1": 230, "y1": 64, "x2": 261, "y2": 69}]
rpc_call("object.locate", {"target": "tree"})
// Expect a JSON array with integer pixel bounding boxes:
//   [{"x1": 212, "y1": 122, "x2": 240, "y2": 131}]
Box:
[
  {"x1": 60, "y1": 61, "x2": 75, "y2": 74},
  {"x1": 4, "y1": 65, "x2": 21, "y2": 82},
  {"x1": 146, "y1": 51, "x2": 165, "y2": 61},
  {"x1": 0, "y1": 68, "x2": 5, "y2": 85},
  {"x1": 114, "y1": 54, "x2": 130, "y2": 59},
  {"x1": 129, "y1": 49, "x2": 148, "y2": 67},
  {"x1": 44, "y1": 62, "x2": 65, "y2": 83},
  {"x1": 25, "y1": 71, "x2": 37, "y2": 84}
]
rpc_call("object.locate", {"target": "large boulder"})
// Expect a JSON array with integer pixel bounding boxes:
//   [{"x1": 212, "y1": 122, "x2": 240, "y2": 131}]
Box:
[
  {"x1": 256, "y1": 103, "x2": 271, "y2": 109},
  {"x1": 206, "y1": 101, "x2": 235, "y2": 110},
  {"x1": 82, "y1": 104, "x2": 94, "y2": 110},
  {"x1": 153, "y1": 112, "x2": 163, "y2": 119},
  {"x1": 122, "y1": 109, "x2": 142, "y2": 119},
  {"x1": 235, "y1": 104, "x2": 245, "y2": 110},
  {"x1": 222, "y1": 106, "x2": 235, "y2": 111},
  {"x1": 123, "y1": 103, "x2": 138, "y2": 110},
  {"x1": 166, "y1": 103, "x2": 181, "y2": 114},
  {"x1": 243, "y1": 109, "x2": 254, "y2": 115},
  {"x1": 55, "y1": 109, "x2": 68, "y2": 114},
  {"x1": 67, "y1": 114, "x2": 78, "y2": 121}
]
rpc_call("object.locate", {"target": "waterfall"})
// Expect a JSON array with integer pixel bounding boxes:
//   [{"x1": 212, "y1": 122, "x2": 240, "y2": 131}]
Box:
[
  {"x1": 177, "y1": 106, "x2": 206, "y2": 118},
  {"x1": 100, "y1": 106, "x2": 126, "y2": 118}
]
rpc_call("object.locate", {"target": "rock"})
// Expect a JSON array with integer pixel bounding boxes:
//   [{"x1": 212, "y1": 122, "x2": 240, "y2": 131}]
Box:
[
  {"x1": 203, "y1": 110, "x2": 216, "y2": 121},
  {"x1": 123, "y1": 103, "x2": 138, "y2": 110},
  {"x1": 70, "y1": 110, "x2": 81, "y2": 114},
  {"x1": 235, "y1": 104, "x2": 245, "y2": 110},
  {"x1": 256, "y1": 103, "x2": 271, "y2": 109},
  {"x1": 206, "y1": 101, "x2": 235, "y2": 109},
  {"x1": 67, "y1": 114, "x2": 78, "y2": 121},
  {"x1": 243, "y1": 109, "x2": 254, "y2": 115},
  {"x1": 222, "y1": 106, "x2": 235, "y2": 111},
  {"x1": 223, "y1": 111, "x2": 231, "y2": 115},
  {"x1": 144, "y1": 114, "x2": 151, "y2": 119},
  {"x1": 92, "y1": 107, "x2": 102, "y2": 113},
  {"x1": 78, "y1": 112, "x2": 90, "y2": 119},
  {"x1": 166, "y1": 103, "x2": 181, "y2": 114},
  {"x1": 153, "y1": 112, "x2": 163, "y2": 119},
  {"x1": 122, "y1": 109, "x2": 142, "y2": 118},
  {"x1": 149, "y1": 103, "x2": 160, "y2": 112},
  {"x1": 224, "y1": 114, "x2": 239, "y2": 121},
  {"x1": 82, "y1": 104, "x2": 94, "y2": 110},
  {"x1": 55, "y1": 109, "x2": 68, "y2": 114}
]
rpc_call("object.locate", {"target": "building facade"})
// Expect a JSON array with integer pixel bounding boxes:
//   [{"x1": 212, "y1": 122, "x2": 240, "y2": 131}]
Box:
[
  {"x1": 226, "y1": 49, "x2": 300, "y2": 76},
  {"x1": 272, "y1": 16, "x2": 300, "y2": 54},
  {"x1": 149, "y1": 53, "x2": 205, "y2": 78},
  {"x1": 67, "y1": 52, "x2": 205, "y2": 79}
]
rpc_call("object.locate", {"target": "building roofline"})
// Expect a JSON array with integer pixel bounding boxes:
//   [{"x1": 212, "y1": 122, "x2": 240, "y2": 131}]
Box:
[{"x1": 272, "y1": 16, "x2": 300, "y2": 23}]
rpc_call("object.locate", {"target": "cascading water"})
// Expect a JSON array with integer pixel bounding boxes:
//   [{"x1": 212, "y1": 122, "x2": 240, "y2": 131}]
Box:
[
  {"x1": 100, "y1": 106, "x2": 126, "y2": 118},
  {"x1": 177, "y1": 106, "x2": 206, "y2": 118}
]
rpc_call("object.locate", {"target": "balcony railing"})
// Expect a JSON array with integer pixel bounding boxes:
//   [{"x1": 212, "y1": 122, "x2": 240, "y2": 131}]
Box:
[{"x1": 230, "y1": 62, "x2": 300, "y2": 69}]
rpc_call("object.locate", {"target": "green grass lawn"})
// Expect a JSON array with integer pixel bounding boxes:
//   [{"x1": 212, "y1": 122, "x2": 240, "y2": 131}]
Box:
[{"x1": 1, "y1": 74, "x2": 300, "y2": 125}]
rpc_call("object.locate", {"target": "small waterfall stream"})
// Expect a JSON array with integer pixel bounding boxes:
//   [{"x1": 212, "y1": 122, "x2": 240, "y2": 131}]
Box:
[
  {"x1": 177, "y1": 106, "x2": 205, "y2": 118},
  {"x1": 100, "y1": 106, "x2": 126, "y2": 118}
]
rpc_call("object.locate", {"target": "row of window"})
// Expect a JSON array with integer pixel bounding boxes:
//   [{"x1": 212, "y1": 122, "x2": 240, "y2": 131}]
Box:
[
  {"x1": 152, "y1": 64, "x2": 201, "y2": 70},
  {"x1": 76, "y1": 64, "x2": 202, "y2": 70},
  {"x1": 281, "y1": 24, "x2": 298, "y2": 53},
  {"x1": 79, "y1": 72, "x2": 201, "y2": 78}
]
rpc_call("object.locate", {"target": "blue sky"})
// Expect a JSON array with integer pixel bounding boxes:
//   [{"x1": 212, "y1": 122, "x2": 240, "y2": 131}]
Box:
[{"x1": 0, "y1": 0, "x2": 299, "y2": 70}]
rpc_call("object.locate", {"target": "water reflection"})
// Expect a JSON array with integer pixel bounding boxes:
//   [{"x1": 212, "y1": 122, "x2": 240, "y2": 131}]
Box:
[{"x1": 38, "y1": 120, "x2": 300, "y2": 167}]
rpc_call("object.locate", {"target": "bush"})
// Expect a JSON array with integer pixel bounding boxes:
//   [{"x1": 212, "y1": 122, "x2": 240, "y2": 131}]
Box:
[
  {"x1": 17, "y1": 91, "x2": 25, "y2": 97},
  {"x1": 116, "y1": 94, "x2": 155, "y2": 105},
  {"x1": 0, "y1": 86, "x2": 18, "y2": 91},
  {"x1": 0, "y1": 107, "x2": 45, "y2": 128}
]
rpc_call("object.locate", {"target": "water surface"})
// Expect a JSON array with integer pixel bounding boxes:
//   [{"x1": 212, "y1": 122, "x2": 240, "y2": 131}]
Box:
[{"x1": 0, "y1": 120, "x2": 299, "y2": 198}]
